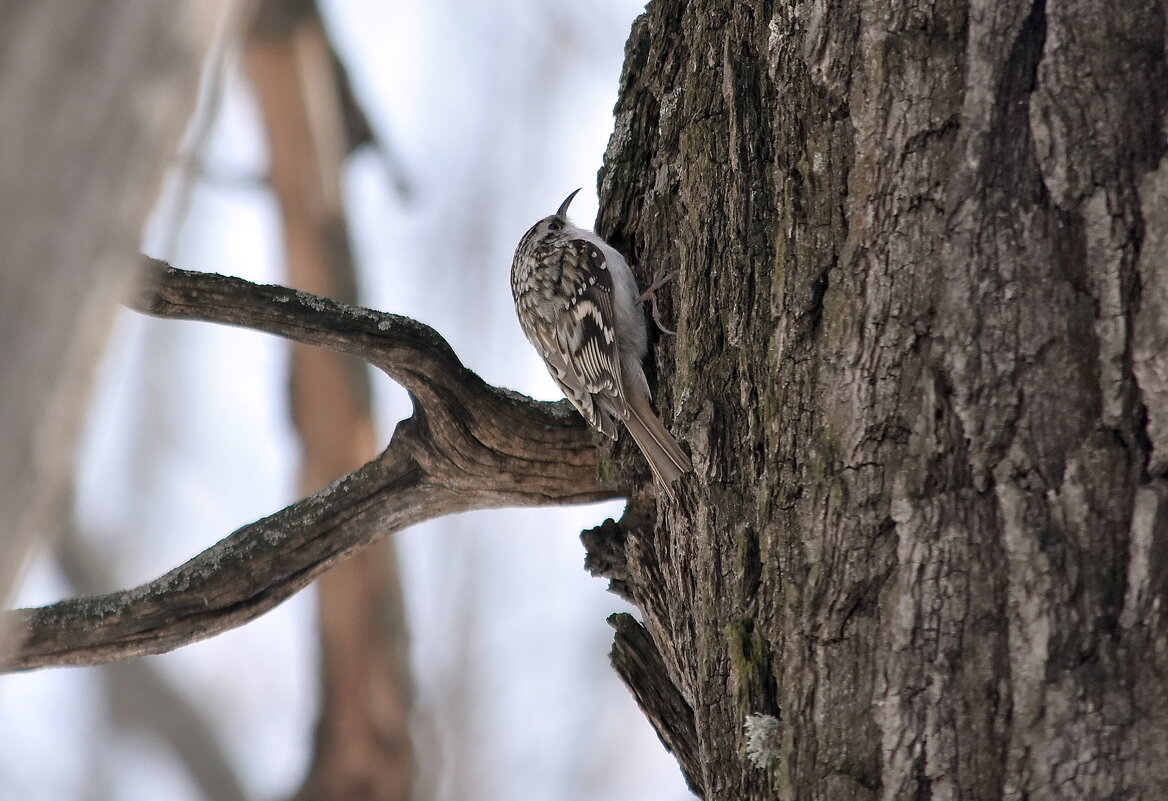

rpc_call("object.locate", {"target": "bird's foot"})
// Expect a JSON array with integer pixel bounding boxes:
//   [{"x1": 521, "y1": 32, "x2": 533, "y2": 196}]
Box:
[{"x1": 637, "y1": 269, "x2": 679, "y2": 336}]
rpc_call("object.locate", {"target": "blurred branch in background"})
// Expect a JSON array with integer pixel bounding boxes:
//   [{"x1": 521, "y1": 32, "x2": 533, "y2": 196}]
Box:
[
  {"x1": 322, "y1": 15, "x2": 413, "y2": 203},
  {"x1": 152, "y1": 0, "x2": 260, "y2": 262},
  {"x1": 244, "y1": 1, "x2": 413, "y2": 798}
]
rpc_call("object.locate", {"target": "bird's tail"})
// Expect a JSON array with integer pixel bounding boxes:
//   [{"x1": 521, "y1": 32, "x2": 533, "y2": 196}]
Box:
[{"x1": 622, "y1": 391, "x2": 692, "y2": 501}]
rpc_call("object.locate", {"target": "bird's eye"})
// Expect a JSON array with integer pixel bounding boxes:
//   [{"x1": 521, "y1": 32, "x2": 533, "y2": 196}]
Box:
[{"x1": 548, "y1": 220, "x2": 562, "y2": 232}]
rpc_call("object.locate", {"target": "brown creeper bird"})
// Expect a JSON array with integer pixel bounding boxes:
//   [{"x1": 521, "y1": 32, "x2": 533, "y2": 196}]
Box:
[{"x1": 511, "y1": 189, "x2": 692, "y2": 499}]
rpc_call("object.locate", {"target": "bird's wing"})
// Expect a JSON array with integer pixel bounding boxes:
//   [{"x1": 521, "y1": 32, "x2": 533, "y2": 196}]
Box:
[{"x1": 536, "y1": 238, "x2": 627, "y2": 439}]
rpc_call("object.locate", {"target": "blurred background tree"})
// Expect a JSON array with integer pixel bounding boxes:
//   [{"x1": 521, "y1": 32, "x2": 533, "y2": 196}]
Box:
[{"x1": 0, "y1": 1, "x2": 689, "y2": 800}]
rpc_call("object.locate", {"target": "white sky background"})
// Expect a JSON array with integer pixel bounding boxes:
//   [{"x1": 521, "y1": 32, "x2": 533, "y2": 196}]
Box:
[{"x1": 0, "y1": 1, "x2": 697, "y2": 800}]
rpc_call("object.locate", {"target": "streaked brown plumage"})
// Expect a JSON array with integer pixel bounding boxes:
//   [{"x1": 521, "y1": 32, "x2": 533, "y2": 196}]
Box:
[{"x1": 511, "y1": 190, "x2": 691, "y2": 499}]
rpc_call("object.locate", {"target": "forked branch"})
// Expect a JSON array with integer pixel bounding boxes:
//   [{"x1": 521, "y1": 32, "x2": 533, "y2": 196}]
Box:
[{"x1": 0, "y1": 259, "x2": 622, "y2": 672}]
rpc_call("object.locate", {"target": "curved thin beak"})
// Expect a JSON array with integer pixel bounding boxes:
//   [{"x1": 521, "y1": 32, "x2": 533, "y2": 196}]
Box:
[{"x1": 556, "y1": 188, "x2": 582, "y2": 218}]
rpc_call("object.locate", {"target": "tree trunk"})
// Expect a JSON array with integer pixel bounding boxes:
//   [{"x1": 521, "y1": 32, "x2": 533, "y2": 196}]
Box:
[{"x1": 592, "y1": 1, "x2": 1168, "y2": 799}]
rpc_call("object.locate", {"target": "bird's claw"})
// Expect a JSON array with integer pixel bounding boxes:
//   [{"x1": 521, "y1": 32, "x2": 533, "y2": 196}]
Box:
[{"x1": 637, "y1": 269, "x2": 679, "y2": 336}]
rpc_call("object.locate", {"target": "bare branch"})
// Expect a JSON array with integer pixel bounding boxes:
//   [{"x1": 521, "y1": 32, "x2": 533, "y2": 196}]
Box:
[
  {"x1": 608, "y1": 612, "x2": 701, "y2": 795},
  {"x1": 133, "y1": 258, "x2": 461, "y2": 398},
  {"x1": 1, "y1": 261, "x2": 622, "y2": 672}
]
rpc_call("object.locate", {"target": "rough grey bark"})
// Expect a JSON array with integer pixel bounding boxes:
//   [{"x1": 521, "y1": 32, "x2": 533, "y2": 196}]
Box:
[
  {"x1": 0, "y1": 1, "x2": 230, "y2": 606},
  {"x1": 588, "y1": 1, "x2": 1168, "y2": 799}
]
